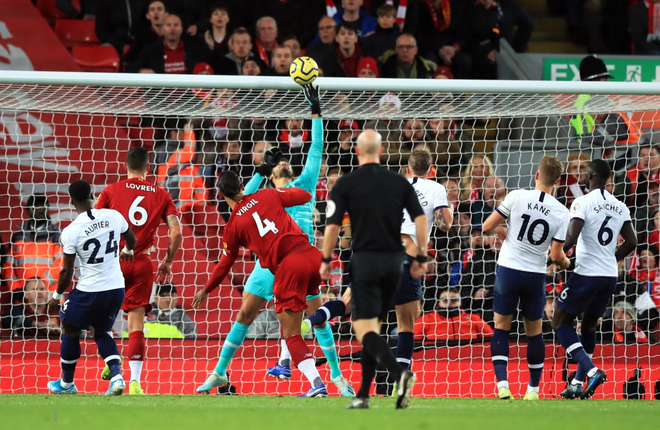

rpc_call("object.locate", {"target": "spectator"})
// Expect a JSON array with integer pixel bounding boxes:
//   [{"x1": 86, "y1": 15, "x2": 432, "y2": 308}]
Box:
[
  {"x1": 252, "y1": 16, "x2": 278, "y2": 68},
  {"x1": 557, "y1": 152, "x2": 590, "y2": 208},
  {"x1": 147, "y1": 284, "x2": 197, "y2": 339},
  {"x1": 632, "y1": 249, "x2": 658, "y2": 283},
  {"x1": 416, "y1": 0, "x2": 472, "y2": 79},
  {"x1": 646, "y1": 210, "x2": 660, "y2": 249},
  {"x1": 305, "y1": 16, "x2": 337, "y2": 64},
  {"x1": 125, "y1": 0, "x2": 168, "y2": 66},
  {"x1": 356, "y1": 56, "x2": 379, "y2": 77},
  {"x1": 95, "y1": 0, "x2": 149, "y2": 58},
  {"x1": 333, "y1": 0, "x2": 378, "y2": 40},
  {"x1": 327, "y1": 120, "x2": 360, "y2": 171},
  {"x1": 245, "y1": 140, "x2": 273, "y2": 179},
  {"x1": 623, "y1": 144, "x2": 660, "y2": 208},
  {"x1": 440, "y1": 178, "x2": 460, "y2": 210},
  {"x1": 459, "y1": 154, "x2": 494, "y2": 203},
  {"x1": 362, "y1": 3, "x2": 400, "y2": 62},
  {"x1": 1, "y1": 277, "x2": 60, "y2": 338},
  {"x1": 470, "y1": 175, "x2": 506, "y2": 226},
  {"x1": 329, "y1": 22, "x2": 363, "y2": 77},
  {"x1": 242, "y1": 58, "x2": 263, "y2": 76},
  {"x1": 223, "y1": 27, "x2": 254, "y2": 74},
  {"x1": 128, "y1": 13, "x2": 208, "y2": 74},
  {"x1": 414, "y1": 288, "x2": 494, "y2": 342},
  {"x1": 203, "y1": 2, "x2": 231, "y2": 56},
  {"x1": 542, "y1": 288, "x2": 556, "y2": 339},
  {"x1": 498, "y1": 0, "x2": 533, "y2": 53},
  {"x1": 57, "y1": 0, "x2": 96, "y2": 19},
  {"x1": 369, "y1": 0, "x2": 419, "y2": 32},
  {"x1": 162, "y1": 0, "x2": 207, "y2": 37},
  {"x1": 278, "y1": 119, "x2": 310, "y2": 175},
  {"x1": 630, "y1": 0, "x2": 660, "y2": 55},
  {"x1": 282, "y1": 36, "x2": 302, "y2": 60},
  {"x1": 468, "y1": 0, "x2": 502, "y2": 79},
  {"x1": 610, "y1": 302, "x2": 649, "y2": 344},
  {"x1": 271, "y1": 45, "x2": 294, "y2": 76},
  {"x1": 381, "y1": 33, "x2": 433, "y2": 79},
  {"x1": 636, "y1": 179, "x2": 660, "y2": 240},
  {"x1": 1, "y1": 194, "x2": 62, "y2": 292},
  {"x1": 459, "y1": 226, "x2": 498, "y2": 325},
  {"x1": 253, "y1": 0, "x2": 326, "y2": 48}
]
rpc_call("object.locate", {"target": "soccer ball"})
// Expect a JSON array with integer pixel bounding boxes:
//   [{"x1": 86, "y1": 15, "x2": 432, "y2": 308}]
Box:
[{"x1": 289, "y1": 56, "x2": 319, "y2": 86}]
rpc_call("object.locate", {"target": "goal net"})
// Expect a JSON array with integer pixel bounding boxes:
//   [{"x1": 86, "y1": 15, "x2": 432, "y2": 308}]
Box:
[{"x1": 1, "y1": 73, "x2": 659, "y2": 399}]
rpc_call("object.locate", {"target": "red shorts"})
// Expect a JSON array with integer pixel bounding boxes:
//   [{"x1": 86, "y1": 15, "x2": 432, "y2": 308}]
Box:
[
  {"x1": 273, "y1": 244, "x2": 322, "y2": 314},
  {"x1": 120, "y1": 254, "x2": 154, "y2": 314}
]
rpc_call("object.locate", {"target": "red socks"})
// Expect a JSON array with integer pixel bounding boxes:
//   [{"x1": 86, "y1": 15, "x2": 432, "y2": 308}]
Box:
[
  {"x1": 285, "y1": 334, "x2": 313, "y2": 366},
  {"x1": 128, "y1": 331, "x2": 145, "y2": 361}
]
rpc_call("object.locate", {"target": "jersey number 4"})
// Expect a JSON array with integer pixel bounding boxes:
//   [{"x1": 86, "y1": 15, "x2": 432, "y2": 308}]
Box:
[
  {"x1": 517, "y1": 214, "x2": 549, "y2": 245},
  {"x1": 253, "y1": 213, "x2": 279, "y2": 237},
  {"x1": 83, "y1": 231, "x2": 118, "y2": 265}
]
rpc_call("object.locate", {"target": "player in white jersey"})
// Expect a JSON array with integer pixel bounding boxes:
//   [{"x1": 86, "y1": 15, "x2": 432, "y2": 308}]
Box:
[
  {"x1": 483, "y1": 156, "x2": 571, "y2": 401},
  {"x1": 553, "y1": 159, "x2": 637, "y2": 400},
  {"x1": 300, "y1": 150, "x2": 453, "y2": 377},
  {"x1": 46, "y1": 180, "x2": 137, "y2": 396}
]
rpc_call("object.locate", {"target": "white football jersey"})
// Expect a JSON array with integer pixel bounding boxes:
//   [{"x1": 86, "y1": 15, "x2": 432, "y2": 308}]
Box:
[
  {"x1": 60, "y1": 208, "x2": 128, "y2": 292},
  {"x1": 401, "y1": 177, "x2": 449, "y2": 246},
  {"x1": 496, "y1": 189, "x2": 570, "y2": 274},
  {"x1": 570, "y1": 189, "x2": 631, "y2": 277}
]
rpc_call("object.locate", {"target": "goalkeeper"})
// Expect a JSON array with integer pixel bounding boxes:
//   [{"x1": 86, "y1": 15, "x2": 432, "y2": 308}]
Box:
[{"x1": 197, "y1": 84, "x2": 355, "y2": 397}]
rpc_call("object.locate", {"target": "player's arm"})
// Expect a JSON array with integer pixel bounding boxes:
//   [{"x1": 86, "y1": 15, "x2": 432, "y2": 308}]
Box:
[
  {"x1": 483, "y1": 211, "x2": 506, "y2": 235},
  {"x1": 615, "y1": 221, "x2": 637, "y2": 261},
  {"x1": 276, "y1": 187, "x2": 312, "y2": 207},
  {"x1": 549, "y1": 240, "x2": 570, "y2": 269},
  {"x1": 562, "y1": 218, "x2": 584, "y2": 253},
  {"x1": 119, "y1": 226, "x2": 137, "y2": 262},
  {"x1": 320, "y1": 183, "x2": 347, "y2": 280},
  {"x1": 434, "y1": 206, "x2": 454, "y2": 232},
  {"x1": 48, "y1": 254, "x2": 75, "y2": 309},
  {"x1": 295, "y1": 84, "x2": 323, "y2": 192},
  {"x1": 157, "y1": 214, "x2": 182, "y2": 283},
  {"x1": 193, "y1": 232, "x2": 238, "y2": 308}
]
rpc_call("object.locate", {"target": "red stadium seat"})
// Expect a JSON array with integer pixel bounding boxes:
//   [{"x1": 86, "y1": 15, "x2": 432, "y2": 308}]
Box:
[
  {"x1": 55, "y1": 19, "x2": 100, "y2": 48},
  {"x1": 71, "y1": 46, "x2": 119, "y2": 73},
  {"x1": 37, "y1": 0, "x2": 80, "y2": 26}
]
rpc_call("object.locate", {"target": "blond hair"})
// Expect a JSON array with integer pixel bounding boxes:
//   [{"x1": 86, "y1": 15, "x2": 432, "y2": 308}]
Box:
[
  {"x1": 538, "y1": 156, "x2": 565, "y2": 187},
  {"x1": 459, "y1": 154, "x2": 493, "y2": 201}
]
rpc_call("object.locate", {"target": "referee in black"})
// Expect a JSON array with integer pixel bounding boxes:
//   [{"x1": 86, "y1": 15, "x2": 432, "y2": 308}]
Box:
[{"x1": 319, "y1": 129, "x2": 429, "y2": 409}]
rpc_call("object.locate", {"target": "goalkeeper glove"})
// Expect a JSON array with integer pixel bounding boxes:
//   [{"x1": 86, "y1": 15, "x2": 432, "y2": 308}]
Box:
[
  {"x1": 256, "y1": 146, "x2": 284, "y2": 177},
  {"x1": 303, "y1": 84, "x2": 321, "y2": 116}
]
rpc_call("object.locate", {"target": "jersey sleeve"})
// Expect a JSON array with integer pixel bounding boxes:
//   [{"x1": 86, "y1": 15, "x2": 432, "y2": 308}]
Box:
[
  {"x1": 326, "y1": 178, "x2": 348, "y2": 226},
  {"x1": 244, "y1": 174, "x2": 265, "y2": 196},
  {"x1": 495, "y1": 190, "x2": 517, "y2": 219},
  {"x1": 94, "y1": 187, "x2": 110, "y2": 209},
  {"x1": 553, "y1": 208, "x2": 570, "y2": 242},
  {"x1": 404, "y1": 180, "x2": 424, "y2": 220},
  {"x1": 116, "y1": 210, "x2": 129, "y2": 234},
  {"x1": 623, "y1": 204, "x2": 632, "y2": 223},
  {"x1": 204, "y1": 227, "x2": 239, "y2": 293},
  {"x1": 569, "y1": 197, "x2": 588, "y2": 221},
  {"x1": 434, "y1": 183, "x2": 449, "y2": 210},
  {"x1": 160, "y1": 190, "x2": 180, "y2": 221},
  {"x1": 274, "y1": 187, "x2": 312, "y2": 207},
  {"x1": 60, "y1": 227, "x2": 76, "y2": 256},
  {"x1": 292, "y1": 118, "x2": 323, "y2": 194}
]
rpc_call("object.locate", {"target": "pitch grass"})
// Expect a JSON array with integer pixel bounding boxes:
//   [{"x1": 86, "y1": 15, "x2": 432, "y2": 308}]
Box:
[{"x1": 1, "y1": 395, "x2": 658, "y2": 430}]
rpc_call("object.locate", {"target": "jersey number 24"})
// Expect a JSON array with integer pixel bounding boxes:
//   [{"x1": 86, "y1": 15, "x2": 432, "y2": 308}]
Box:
[{"x1": 83, "y1": 231, "x2": 118, "y2": 265}]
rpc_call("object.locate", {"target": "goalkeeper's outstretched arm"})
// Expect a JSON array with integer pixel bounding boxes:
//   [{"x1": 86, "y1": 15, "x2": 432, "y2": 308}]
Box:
[{"x1": 294, "y1": 84, "x2": 323, "y2": 193}]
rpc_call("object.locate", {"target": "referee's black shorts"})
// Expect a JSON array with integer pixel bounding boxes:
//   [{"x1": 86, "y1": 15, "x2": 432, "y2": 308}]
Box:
[{"x1": 350, "y1": 251, "x2": 406, "y2": 321}]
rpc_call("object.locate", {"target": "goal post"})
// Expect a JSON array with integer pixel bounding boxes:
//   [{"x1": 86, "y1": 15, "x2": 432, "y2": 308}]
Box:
[{"x1": 1, "y1": 71, "x2": 659, "y2": 398}]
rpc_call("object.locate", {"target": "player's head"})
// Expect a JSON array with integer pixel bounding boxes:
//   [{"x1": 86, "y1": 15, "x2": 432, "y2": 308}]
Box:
[
  {"x1": 126, "y1": 146, "x2": 150, "y2": 174},
  {"x1": 218, "y1": 170, "x2": 244, "y2": 202},
  {"x1": 155, "y1": 283, "x2": 178, "y2": 311},
  {"x1": 587, "y1": 159, "x2": 611, "y2": 189},
  {"x1": 536, "y1": 155, "x2": 564, "y2": 187},
  {"x1": 69, "y1": 179, "x2": 93, "y2": 205},
  {"x1": 407, "y1": 149, "x2": 432, "y2": 178},
  {"x1": 355, "y1": 129, "x2": 383, "y2": 164},
  {"x1": 270, "y1": 159, "x2": 294, "y2": 182}
]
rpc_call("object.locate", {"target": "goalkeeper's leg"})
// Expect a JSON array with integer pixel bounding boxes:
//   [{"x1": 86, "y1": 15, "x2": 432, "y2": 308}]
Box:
[{"x1": 198, "y1": 267, "x2": 273, "y2": 393}]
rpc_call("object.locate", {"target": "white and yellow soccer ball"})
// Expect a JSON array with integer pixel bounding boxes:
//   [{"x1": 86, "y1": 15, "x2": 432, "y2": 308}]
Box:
[{"x1": 289, "y1": 56, "x2": 319, "y2": 86}]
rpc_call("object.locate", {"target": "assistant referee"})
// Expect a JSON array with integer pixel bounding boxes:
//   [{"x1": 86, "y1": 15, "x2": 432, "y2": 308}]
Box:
[{"x1": 319, "y1": 129, "x2": 429, "y2": 410}]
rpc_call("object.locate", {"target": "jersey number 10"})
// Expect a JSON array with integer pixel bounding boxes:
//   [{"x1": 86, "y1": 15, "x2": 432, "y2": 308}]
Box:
[{"x1": 517, "y1": 214, "x2": 549, "y2": 245}]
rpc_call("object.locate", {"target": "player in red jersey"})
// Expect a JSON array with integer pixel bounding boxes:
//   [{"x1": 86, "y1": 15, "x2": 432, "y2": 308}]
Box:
[
  {"x1": 192, "y1": 171, "x2": 328, "y2": 396},
  {"x1": 95, "y1": 146, "x2": 182, "y2": 395}
]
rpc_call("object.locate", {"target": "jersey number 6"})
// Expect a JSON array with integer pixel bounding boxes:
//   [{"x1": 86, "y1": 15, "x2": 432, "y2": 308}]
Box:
[{"x1": 129, "y1": 196, "x2": 148, "y2": 227}]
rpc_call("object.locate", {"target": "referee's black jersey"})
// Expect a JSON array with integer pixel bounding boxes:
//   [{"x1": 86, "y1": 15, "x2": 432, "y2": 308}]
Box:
[{"x1": 326, "y1": 163, "x2": 424, "y2": 252}]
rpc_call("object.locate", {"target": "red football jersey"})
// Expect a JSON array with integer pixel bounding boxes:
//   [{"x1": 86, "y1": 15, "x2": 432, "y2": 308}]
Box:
[
  {"x1": 95, "y1": 178, "x2": 179, "y2": 255},
  {"x1": 205, "y1": 187, "x2": 312, "y2": 292}
]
